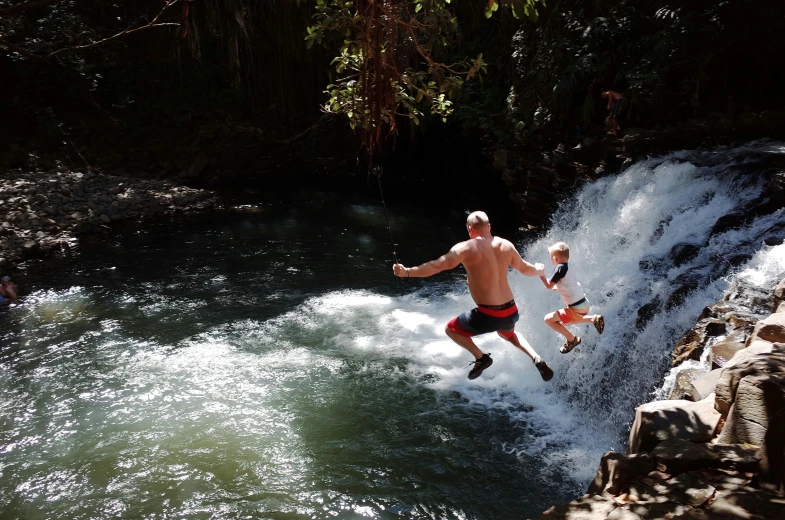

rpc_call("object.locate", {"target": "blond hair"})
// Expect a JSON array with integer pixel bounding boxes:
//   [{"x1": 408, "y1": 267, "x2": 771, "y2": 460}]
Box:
[
  {"x1": 548, "y1": 241, "x2": 570, "y2": 260},
  {"x1": 466, "y1": 211, "x2": 490, "y2": 228}
]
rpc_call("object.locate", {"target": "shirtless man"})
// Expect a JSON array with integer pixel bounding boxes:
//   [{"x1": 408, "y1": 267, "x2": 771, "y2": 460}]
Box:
[{"x1": 392, "y1": 211, "x2": 554, "y2": 381}]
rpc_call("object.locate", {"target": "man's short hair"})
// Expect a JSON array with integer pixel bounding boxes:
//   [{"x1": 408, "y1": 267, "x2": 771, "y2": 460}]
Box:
[
  {"x1": 466, "y1": 211, "x2": 490, "y2": 228},
  {"x1": 548, "y1": 242, "x2": 570, "y2": 260}
]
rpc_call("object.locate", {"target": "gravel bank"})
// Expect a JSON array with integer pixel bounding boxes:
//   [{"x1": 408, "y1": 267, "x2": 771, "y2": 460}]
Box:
[{"x1": 0, "y1": 168, "x2": 219, "y2": 269}]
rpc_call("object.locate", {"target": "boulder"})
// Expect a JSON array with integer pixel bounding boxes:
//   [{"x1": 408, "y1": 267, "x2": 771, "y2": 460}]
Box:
[
  {"x1": 672, "y1": 318, "x2": 728, "y2": 366},
  {"x1": 606, "y1": 509, "x2": 645, "y2": 520},
  {"x1": 537, "y1": 494, "x2": 618, "y2": 519},
  {"x1": 689, "y1": 369, "x2": 723, "y2": 401},
  {"x1": 707, "y1": 488, "x2": 785, "y2": 520},
  {"x1": 651, "y1": 439, "x2": 759, "y2": 473},
  {"x1": 670, "y1": 368, "x2": 704, "y2": 400},
  {"x1": 670, "y1": 243, "x2": 701, "y2": 268},
  {"x1": 625, "y1": 472, "x2": 714, "y2": 508},
  {"x1": 629, "y1": 394, "x2": 722, "y2": 454},
  {"x1": 715, "y1": 340, "x2": 776, "y2": 415},
  {"x1": 716, "y1": 360, "x2": 785, "y2": 494},
  {"x1": 625, "y1": 501, "x2": 693, "y2": 519},
  {"x1": 587, "y1": 452, "x2": 656, "y2": 496},
  {"x1": 775, "y1": 278, "x2": 785, "y2": 306},
  {"x1": 710, "y1": 339, "x2": 747, "y2": 370},
  {"x1": 711, "y1": 212, "x2": 747, "y2": 237},
  {"x1": 750, "y1": 312, "x2": 785, "y2": 343}
]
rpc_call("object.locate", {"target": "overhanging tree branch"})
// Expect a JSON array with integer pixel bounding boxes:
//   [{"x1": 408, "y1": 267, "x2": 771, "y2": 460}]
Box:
[
  {"x1": 46, "y1": 0, "x2": 181, "y2": 58},
  {"x1": 0, "y1": 0, "x2": 62, "y2": 16}
]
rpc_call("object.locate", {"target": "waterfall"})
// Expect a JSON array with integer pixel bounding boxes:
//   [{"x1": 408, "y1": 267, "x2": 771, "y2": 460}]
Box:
[
  {"x1": 285, "y1": 141, "x2": 785, "y2": 488},
  {"x1": 7, "y1": 143, "x2": 784, "y2": 515}
]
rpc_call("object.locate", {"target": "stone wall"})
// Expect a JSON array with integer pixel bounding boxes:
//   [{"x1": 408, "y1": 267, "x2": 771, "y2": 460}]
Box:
[{"x1": 537, "y1": 279, "x2": 785, "y2": 519}]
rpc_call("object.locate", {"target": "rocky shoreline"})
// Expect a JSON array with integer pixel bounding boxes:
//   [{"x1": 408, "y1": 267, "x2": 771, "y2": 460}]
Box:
[
  {"x1": 0, "y1": 168, "x2": 219, "y2": 272},
  {"x1": 538, "y1": 277, "x2": 785, "y2": 519}
]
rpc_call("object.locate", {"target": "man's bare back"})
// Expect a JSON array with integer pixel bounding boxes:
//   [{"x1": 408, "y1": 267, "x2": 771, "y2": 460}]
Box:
[
  {"x1": 391, "y1": 211, "x2": 553, "y2": 381},
  {"x1": 451, "y1": 236, "x2": 518, "y2": 306}
]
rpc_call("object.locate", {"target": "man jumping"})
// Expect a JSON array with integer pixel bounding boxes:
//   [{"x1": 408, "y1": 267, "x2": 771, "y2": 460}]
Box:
[{"x1": 392, "y1": 211, "x2": 554, "y2": 381}]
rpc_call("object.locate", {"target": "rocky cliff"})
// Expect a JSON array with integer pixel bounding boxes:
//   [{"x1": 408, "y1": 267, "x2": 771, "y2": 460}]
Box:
[{"x1": 537, "y1": 278, "x2": 785, "y2": 520}]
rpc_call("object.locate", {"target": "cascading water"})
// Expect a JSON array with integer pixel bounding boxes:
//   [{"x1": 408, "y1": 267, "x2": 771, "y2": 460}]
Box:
[{"x1": 1, "y1": 142, "x2": 784, "y2": 519}]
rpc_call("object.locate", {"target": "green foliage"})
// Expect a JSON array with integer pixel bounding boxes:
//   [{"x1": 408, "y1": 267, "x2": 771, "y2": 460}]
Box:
[
  {"x1": 506, "y1": 0, "x2": 776, "y2": 135},
  {"x1": 306, "y1": 0, "x2": 539, "y2": 147}
]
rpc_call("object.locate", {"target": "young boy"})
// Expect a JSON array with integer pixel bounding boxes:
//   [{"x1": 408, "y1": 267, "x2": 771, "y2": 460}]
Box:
[{"x1": 539, "y1": 242, "x2": 604, "y2": 353}]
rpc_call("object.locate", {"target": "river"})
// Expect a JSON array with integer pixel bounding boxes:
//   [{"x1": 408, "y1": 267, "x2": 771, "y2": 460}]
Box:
[{"x1": 1, "y1": 142, "x2": 785, "y2": 519}]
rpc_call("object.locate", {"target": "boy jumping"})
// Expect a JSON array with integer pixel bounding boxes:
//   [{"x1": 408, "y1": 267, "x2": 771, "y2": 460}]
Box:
[{"x1": 538, "y1": 242, "x2": 604, "y2": 353}]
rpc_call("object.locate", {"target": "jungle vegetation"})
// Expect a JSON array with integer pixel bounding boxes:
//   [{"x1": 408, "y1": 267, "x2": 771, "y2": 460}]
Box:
[{"x1": 1, "y1": 0, "x2": 783, "y2": 171}]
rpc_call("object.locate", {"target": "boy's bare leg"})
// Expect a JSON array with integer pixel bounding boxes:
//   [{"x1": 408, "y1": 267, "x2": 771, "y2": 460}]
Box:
[
  {"x1": 545, "y1": 312, "x2": 576, "y2": 341},
  {"x1": 445, "y1": 327, "x2": 484, "y2": 359}
]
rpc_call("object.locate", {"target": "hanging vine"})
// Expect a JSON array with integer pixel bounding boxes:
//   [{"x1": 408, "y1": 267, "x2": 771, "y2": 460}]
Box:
[{"x1": 307, "y1": 0, "x2": 542, "y2": 151}]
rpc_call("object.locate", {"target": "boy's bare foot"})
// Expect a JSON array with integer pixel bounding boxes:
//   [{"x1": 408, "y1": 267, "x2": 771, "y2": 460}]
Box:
[
  {"x1": 560, "y1": 336, "x2": 581, "y2": 354},
  {"x1": 593, "y1": 315, "x2": 605, "y2": 335}
]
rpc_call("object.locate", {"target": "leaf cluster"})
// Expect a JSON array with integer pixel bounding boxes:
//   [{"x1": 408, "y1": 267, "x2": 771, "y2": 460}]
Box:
[{"x1": 306, "y1": 0, "x2": 539, "y2": 150}]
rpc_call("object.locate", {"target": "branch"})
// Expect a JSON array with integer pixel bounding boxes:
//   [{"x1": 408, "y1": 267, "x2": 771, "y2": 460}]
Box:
[
  {"x1": 0, "y1": 0, "x2": 61, "y2": 15},
  {"x1": 46, "y1": 0, "x2": 180, "y2": 58}
]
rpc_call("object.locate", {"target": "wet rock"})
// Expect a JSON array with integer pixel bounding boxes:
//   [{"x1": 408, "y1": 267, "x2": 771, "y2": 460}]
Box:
[
  {"x1": 670, "y1": 243, "x2": 701, "y2": 267},
  {"x1": 689, "y1": 369, "x2": 723, "y2": 401},
  {"x1": 672, "y1": 318, "x2": 726, "y2": 366},
  {"x1": 667, "y1": 272, "x2": 704, "y2": 310},
  {"x1": 636, "y1": 296, "x2": 662, "y2": 330},
  {"x1": 711, "y1": 212, "x2": 747, "y2": 237},
  {"x1": 709, "y1": 339, "x2": 747, "y2": 370},
  {"x1": 670, "y1": 368, "x2": 703, "y2": 401}
]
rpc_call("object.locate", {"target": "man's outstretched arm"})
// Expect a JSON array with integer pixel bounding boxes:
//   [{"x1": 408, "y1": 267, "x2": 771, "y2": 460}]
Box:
[
  {"x1": 510, "y1": 247, "x2": 545, "y2": 277},
  {"x1": 393, "y1": 247, "x2": 463, "y2": 278}
]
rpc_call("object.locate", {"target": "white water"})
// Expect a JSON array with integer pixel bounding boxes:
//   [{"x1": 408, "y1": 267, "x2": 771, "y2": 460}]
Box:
[
  {"x1": 6, "y1": 143, "x2": 785, "y2": 516},
  {"x1": 234, "y1": 142, "x2": 785, "y2": 487}
]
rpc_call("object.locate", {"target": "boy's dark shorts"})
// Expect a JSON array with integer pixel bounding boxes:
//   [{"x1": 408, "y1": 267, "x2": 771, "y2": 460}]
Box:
[{"x1": 447, "y1": 300, "x2": 519, "y2": 339}]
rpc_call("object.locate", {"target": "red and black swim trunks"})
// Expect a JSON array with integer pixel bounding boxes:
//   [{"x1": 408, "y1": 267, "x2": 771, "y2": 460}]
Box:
[{"x1": 447, "y1": 300, "x2": 519, "y2": 339}]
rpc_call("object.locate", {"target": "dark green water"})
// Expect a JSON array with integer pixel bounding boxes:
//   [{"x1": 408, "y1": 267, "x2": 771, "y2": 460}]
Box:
[
  {"x1": 6, "y1": 144, "x2": 785, "y2": 519},
  {"x1": 0, "y1": 198, "x2": 576, "y2": 520}
]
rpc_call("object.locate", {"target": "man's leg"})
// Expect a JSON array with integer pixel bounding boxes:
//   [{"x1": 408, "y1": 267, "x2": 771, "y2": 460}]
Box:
[
  {"x1": 499, "y1": 331, "x2": 553, "y2": 381},
  {"x1": 498, "y1": 331, "x2": 536, "y2": 361},
  {"x1": 545, "y1": 312, "x2": 576, "y2": 341},
  {"x1": 445, "y1": 326, "x2": 484, "y2": 359}
]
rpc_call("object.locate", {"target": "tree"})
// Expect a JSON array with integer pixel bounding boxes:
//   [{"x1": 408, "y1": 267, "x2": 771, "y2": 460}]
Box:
[{"x1": 306, "y1": 0, "x2": 542, "y2": 151}]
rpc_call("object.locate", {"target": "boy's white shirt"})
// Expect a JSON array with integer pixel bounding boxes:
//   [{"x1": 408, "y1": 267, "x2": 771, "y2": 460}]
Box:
[{"x1": 551, "y1": 263, "x2": 586, "y2": 306}]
